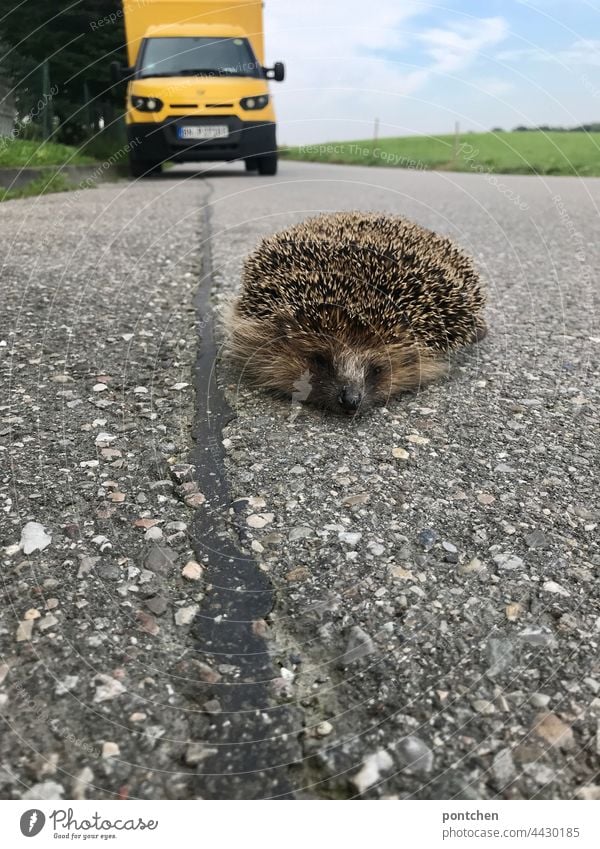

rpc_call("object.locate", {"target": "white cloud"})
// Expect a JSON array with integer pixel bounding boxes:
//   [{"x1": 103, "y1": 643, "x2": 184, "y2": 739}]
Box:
[
  {"x1": 497, "y1": 39, "x2": 600, "y2": 67},
  {"x1": 558, "y1": 39, "x2": 600, "y2": 67},
  {"x1": 266, "y1": 1, "x2": 421, "y2": 60},
  {"x1": 476, "y1": 77, "x2": 515, "y2": 96},
  {"x1": 264, "y1": 4, "x2": 510, "y2": 143},
  {"x1": 417, "y1": 17, "x2": 509, "y2": 73}
]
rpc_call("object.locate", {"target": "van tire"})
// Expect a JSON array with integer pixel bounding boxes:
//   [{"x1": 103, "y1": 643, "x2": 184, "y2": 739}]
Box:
[
  {"x1": 129, "y1": 157, "x2": 163, "y2": 178},
  {"x1": 256, "y1": 153, "x2": 278, "y2": 176},
  {"x1": 245, "y1": 157, "x2": 259, "y2": 171}
]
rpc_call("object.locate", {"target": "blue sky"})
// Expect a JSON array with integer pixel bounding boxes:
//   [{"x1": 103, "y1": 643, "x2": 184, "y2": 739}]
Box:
[{"x1": 264, "y1": 0, "x2": 600, "y2": 143}]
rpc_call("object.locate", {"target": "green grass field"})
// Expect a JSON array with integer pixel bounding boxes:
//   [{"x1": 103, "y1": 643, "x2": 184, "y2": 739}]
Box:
[
  {"x1": 0, "y1": 139, "x2": 99, "y2": 202},
  {"x1": 0, "y1": 138, "x2": 95, "y2": 168},
  {"x1": 281, "y1": 131, "x2": 600, "y2": 176},
  {"x1": 0, "y1": 171, "x2": 76, "y2": 203}
]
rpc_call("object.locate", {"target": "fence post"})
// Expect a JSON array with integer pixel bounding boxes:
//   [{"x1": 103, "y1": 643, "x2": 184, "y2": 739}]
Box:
[
  {"x1": 41, "y1": 60, "x2": 52, "y2": 140},
  {"x1": 371, "y1": 116, "x2": 379, "y2": 164}
]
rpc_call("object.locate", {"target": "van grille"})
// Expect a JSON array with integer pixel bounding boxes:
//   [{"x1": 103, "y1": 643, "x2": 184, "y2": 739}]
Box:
[
  {"x1": 170, "y1": 103, "x2": 198, "y2": 108},
  {"x1": 206, "y1": 103, "x2": 234, "y2": 108}
]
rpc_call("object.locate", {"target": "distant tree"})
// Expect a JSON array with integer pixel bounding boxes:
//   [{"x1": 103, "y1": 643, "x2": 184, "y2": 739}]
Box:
[
  {"x1": 491, "y1": 127, "x2": 504, "y2": 132},
  {"x1": 0, "y1": 1, "x2": 126, "y2": 143}
]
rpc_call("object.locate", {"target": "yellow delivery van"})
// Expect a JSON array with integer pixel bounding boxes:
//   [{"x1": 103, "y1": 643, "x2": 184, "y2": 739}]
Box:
[{"x1": 112, "y1": 0, "x2": 284, "y2": 177}]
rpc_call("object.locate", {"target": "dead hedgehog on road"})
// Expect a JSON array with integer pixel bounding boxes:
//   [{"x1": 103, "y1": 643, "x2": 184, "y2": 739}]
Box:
[{"x1": 224, "y1": 211, "x2": 486, "y2": 415}]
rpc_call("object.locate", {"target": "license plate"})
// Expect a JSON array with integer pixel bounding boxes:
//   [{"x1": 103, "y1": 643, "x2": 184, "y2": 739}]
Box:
[{"x1": 177, "y1": 125, "x2": 229, "y2": 140}]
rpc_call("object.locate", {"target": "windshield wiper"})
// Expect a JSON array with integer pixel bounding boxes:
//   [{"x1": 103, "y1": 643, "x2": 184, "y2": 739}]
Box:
[
  {"x1": 178, "y1": 68, "x2": 222, "y2": 76},
  {"x1": 138, "y1": 72, "x2": 181, "y2": 78},
  {"x1": 139, "y1": 68, "x2": 254, "y2": 79}
]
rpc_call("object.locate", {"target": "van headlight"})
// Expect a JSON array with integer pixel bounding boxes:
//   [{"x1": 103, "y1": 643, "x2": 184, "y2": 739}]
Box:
[
  {"x1": 240, "y1": 95, "x2": 269, "y2": 110},
  {"x1": 131, "y1": 95, "x2": 163, "y2": 112}
]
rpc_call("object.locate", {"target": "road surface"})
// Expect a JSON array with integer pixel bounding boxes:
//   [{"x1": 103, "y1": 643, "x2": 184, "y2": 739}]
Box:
[{"x1": 0, "y1": 161, "x2": 598, "y2": 800}]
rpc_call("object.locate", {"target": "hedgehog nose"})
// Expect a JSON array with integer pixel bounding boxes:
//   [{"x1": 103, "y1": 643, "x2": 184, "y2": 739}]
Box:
[{"x1": 338, "y1": 386, "x2": 362, "y2": 411}]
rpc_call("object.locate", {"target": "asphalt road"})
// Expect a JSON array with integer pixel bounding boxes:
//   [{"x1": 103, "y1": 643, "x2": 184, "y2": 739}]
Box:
[{"x1": 0, "y1": 160, "x2": 598, "y2": 800}]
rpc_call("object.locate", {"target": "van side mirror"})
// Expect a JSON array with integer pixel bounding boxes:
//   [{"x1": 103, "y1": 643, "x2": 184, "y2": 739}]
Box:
[
  {"x1": 110, "y1": 61, "x2": 133, "y2": 84},
  {"x1": 265, "y1": 62, "x2": 285, "y2": 82}
]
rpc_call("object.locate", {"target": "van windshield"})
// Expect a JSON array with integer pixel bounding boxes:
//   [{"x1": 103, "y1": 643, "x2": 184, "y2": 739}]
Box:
[{"x1": 138, "y1": 36, "x2": 262, "y2": 78}]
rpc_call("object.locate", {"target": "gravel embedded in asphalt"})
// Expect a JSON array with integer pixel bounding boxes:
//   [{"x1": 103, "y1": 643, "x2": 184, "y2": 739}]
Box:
[{"x1": 0, "y1": 161, "x2": 599, "y2": 800}]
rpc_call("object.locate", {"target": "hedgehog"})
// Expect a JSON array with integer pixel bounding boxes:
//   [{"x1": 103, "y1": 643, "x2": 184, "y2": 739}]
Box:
[{"x1": 223, "y1": 211, "x2": 486, "y2": 415}]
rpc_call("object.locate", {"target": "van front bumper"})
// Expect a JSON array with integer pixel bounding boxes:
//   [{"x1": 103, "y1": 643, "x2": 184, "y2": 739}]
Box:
[{"x1": 127, "y1": 116, "x2": 276, "y2": 162}]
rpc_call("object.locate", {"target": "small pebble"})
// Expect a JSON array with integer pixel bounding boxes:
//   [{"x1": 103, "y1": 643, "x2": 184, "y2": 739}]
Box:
[
  {"x1": 417, "y1": 528, "x2": 437, "y2": 551},
  {"x1": 38, "y1": 614, "x2": 58, "y2": 632},
  {"x1": 525, "y1": 529, "x2": 548, "y2": 549},
  {"x1": 533, "y1": 712, "x2": 574, "y2": 750},
  {"x1": 247, "y1": 514, "x2": 271, "y2": 529},
  {"x1": 472, "y1": 698, "x2": 496, "y2": 715},
  {"x1": 341, "y1": 625, "x2": 376, "y2": 666},
  {"x1": 20, "y1": 521, "x2": 52, "y2": 554},
  {"x1": 181, "y1": 561, "x2": 203, "y2": 581},
  {"x1": 338, "y1": 531, "x2": 362, "y2": 547},
  {"x1": 94, "y1": 675, "x2": 126, "y2": 703},
  {"x1": 289, "y1": 526, "x2": 313, "y2": 541},
  {"x1": 351, "y1": 749, "x2": 394, "y2": 794},
  {"x1": 102, "y1": 742, "x2": 120, "y2": 759},
  {"x1": 543, "y1": 580, "x2": 570, "y2": 597},
  {"x1": 505, "y1": 602, "x2": 523, "y2": 621},
  {"x1": 16, "y1": 620, "x2": 34, "y2": 642},
  {"x1": 458, "y1": 557, "x2": 484, "y2": 576},
  {"x1": 493, "y1": 553, "x2": 524, "y2": 571},
  {"x1": 493, "y1": 748, "x2": 516, "y2": 788},
  {"x1": 396, "y1": 735, "x2": 434, "y2": 775},
  {"x1": 185, "y1": 742, "x2": 217, "y2": 766},
  {"x1": 175, "y1": 605, "x2": 198, "y2": 626}
]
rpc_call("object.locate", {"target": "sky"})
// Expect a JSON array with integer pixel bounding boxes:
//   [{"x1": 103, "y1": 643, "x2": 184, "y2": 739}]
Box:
[{"x1": 263, "y1": 0, "x2": 600, "y2": 144}]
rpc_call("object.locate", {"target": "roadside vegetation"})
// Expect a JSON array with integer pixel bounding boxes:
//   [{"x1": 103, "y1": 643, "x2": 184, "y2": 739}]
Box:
[
  {"x1": 281, "y1": 131, "x2": 600, "y2": 176},
  {"x1": 0, "y1": 170, "x2": 75, "y2": 202},
  {"x1": 0, "y1": 137, "x2": 95, "y2": 168}
]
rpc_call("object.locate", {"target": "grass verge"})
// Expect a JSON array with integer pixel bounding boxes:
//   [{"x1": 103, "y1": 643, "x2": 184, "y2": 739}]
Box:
[
  {"x1": 0, "y1": 138, "x2": 95, "y2": 168},
  {"x1": 0, "y1": 170, "x2": 75, "y2": 202},
  {"x1": 280, "y1": 131, "x2": 600, "y2": 176}
]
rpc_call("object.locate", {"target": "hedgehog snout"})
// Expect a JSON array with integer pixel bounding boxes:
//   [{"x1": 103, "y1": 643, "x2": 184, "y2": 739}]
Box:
[{"x1": 338, "y1": 385, "x2": 363, "y2": 412}]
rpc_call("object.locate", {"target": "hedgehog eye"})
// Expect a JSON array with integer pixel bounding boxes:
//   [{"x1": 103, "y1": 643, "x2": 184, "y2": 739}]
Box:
[
  {"x1": 310, "y1": 353, "x2": 329, "y2": 369},
  {"x1": 368, "y1": 364, "x2": 384, "y2": 378}
]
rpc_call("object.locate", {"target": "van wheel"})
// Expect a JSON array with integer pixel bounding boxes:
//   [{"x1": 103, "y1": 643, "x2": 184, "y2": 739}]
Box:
[
  {"x1": 256, "y1": 153, "x2": 278, "y2": 176},
  {"x1": 245, "y1": 158, "x2": 259, "y2": 171},
  {"x1": 129, "y1": 157, "x2": 163, "y2": 178}
]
